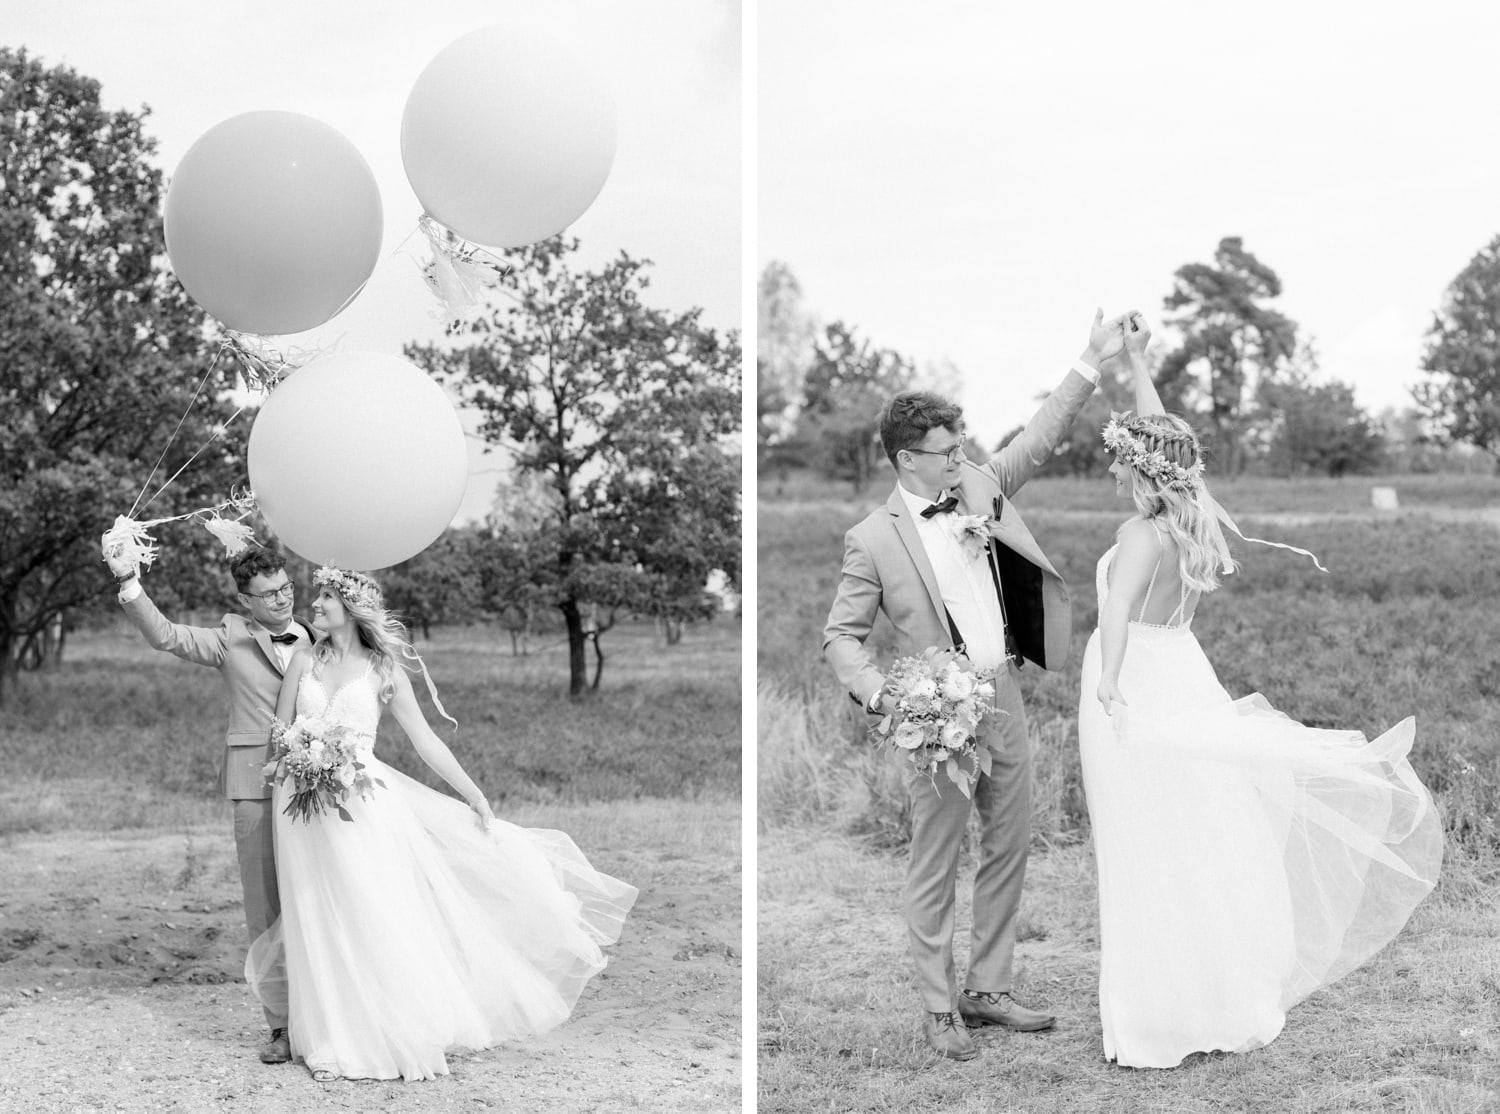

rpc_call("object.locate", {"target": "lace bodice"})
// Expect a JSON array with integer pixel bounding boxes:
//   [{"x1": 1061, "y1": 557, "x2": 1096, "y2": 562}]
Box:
[{"x1": 295, "y1": 663, "x2": 382, "y2": 746}]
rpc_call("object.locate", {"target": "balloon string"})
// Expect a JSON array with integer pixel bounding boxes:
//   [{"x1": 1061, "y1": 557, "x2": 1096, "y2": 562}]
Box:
[
  {"x1": 137, "y1": 402, "x2": 248, "y2": 515},
  {"x1": 129, "y1": 345, "x2": 228, "y2": 518}
]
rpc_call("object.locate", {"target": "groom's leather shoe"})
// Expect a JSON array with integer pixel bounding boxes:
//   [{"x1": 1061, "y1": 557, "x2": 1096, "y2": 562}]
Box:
[
  {"x1": 258, "y1": 1028, "x2": 291, "y2": 1064},
  {"x1": 959, "y1": 990, "x2": 1055, "y2": 1032},
  {"x1": 922, "y1": 1010, "x2": 978, "y2": 1061}
]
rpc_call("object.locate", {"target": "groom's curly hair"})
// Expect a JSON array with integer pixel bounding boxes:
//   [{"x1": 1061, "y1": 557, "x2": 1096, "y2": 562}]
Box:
[
  {"x1": 878, "y1": 391, "x2": 965, "y2": 467},
  {"x1": 230, "y1": 546, "x2": 288, "y2": 593}
]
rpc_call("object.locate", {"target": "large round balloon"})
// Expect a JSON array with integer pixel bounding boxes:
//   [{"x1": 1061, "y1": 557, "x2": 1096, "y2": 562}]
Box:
[
  {"x1": 248, "y1": 353, "x2": 468, "y2": 570},
  {"x1": 165, "y1": 111, "x2": 383, "y2": 335},
  {"x1": 400, "y1": 22, "x2": 617, "y2": 248}
]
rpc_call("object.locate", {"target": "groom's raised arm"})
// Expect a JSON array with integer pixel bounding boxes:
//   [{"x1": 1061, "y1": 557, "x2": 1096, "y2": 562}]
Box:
[
  {"x1": 118, "y1": 582, "x2": 230, "y2": 669},
  {"x1": 985, "y1": 309, "x2": 1128, "y2": 499},
  {"x1": 822, "y1": 530, "x2": 887, "y2": 709}
]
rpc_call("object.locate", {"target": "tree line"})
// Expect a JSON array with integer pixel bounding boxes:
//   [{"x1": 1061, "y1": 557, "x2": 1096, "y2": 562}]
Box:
[
  {"x1": 760, "y1": 235, "x2": 1500, "y2": 490},
  {"x1": 0, "y1": 48, "x2": 740, "y2": 703}
]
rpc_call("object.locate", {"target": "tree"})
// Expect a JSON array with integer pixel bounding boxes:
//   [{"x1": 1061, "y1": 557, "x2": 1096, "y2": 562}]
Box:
[
  {"x1": 1257, "y1": 362, "x2": 1386, "y2": 477},
  {"x1": 407, "y1": 237, "x2": 741, "y2": 698},
  {"x1": 0, "y1": 49, "x2": 241, "y2": 703},
  {"x1": 381, "y1": 529, "x2": 482, "y2": 640},
  {"x1": 1159, "y1": 237, "x2": 1298, "y2": 474},
  {"x1": 1415, "y1": 232, "x2": 1500, "y2": 467},
  {"x1": 757, "y1": 262, "x2": 816, "y2": 436},
  {"x1": 757, "y1": 261, "x2": 817, "y2": 488},
  {"x1": 794, "y1": 321, "x2": 915, "y2": 493}
]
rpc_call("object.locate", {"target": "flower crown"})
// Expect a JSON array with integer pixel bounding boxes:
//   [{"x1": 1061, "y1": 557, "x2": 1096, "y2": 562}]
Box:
[
  {"x1": 1101, "y1": 412, "x2": 1205, "y2": 493},
  {"x1": 312, "y1": 566, "x2": 383, "y2": 610}
]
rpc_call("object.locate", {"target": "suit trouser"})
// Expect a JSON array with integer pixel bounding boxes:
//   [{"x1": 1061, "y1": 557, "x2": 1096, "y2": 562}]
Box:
[
  {"x1": 904, "y1": 664, "x2": 1031, "y2": 1013},
  {"x1": 232, "y1": 798, "x2": 286, "y2": 1030}
]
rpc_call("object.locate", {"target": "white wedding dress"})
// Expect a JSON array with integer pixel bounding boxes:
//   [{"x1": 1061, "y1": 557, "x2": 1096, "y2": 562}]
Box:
[
  {"x1": 246, "y1": 663, "x2": 638, "y2": 1081},
  {"x1": 1077, "y1": 541, "x2": 1442, "y2": 1069}
]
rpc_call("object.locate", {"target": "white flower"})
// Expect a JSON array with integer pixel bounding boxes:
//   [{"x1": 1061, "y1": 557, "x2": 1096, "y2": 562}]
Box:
[
  {"x1": 941, "y1": 670, "x2": 976, "y2": 701},
  {"x1": 893, "y1": 721, "x2": 926, "y2": 750},
  {"x1": 336, "y1": 763, "x2": 357, "y2": 788},
  {"x1": 911, "y1": 677, "x2": 938, "y2": 700},
  {"x1": 940, "y1": 720, "x2": 971, "y2": 752}
]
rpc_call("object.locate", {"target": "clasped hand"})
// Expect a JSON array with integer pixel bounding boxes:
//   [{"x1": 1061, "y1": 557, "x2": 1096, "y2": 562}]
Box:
[{"x1": 1086, "y1": 308, "x2": 1147, "y2": 366}]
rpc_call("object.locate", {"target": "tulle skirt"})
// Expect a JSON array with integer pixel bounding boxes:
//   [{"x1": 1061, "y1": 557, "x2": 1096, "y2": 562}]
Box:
[
  {"x1": 246, "y1": 757, "x2": 637, "y2": 1081},
  {"x1": 1078, "y1": 623, "x2": 1441, "y2": 1069}
]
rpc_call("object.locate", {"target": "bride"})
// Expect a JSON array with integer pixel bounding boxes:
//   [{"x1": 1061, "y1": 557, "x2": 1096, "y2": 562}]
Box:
[
  {"x1": 1077, "y1": 315, "x2": 1442, "y2": 1069},
  {"x1": 247, "y1": 565, "x2": 637, "y2": 1082}
]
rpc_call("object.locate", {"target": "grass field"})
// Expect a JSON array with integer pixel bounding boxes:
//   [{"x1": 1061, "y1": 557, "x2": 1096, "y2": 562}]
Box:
[
  {"x1": 758, "y1": 472, "x2": 1500, "y2": 1112},
  {"x1": 0, "y1": 615, "x2": 741, "y2": 836}
]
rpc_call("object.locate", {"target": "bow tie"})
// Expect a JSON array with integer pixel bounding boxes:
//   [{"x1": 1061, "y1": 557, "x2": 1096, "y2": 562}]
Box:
[
  {"x1": 920, "y1": 494, "x2": 960, "y2": 518},
  {"x1": 269, "y1": 632, "x2": 299, "y2": 645}
]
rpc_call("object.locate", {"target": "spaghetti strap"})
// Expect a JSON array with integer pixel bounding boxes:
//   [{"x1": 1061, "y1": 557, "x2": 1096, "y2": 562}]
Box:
[
  {"x1": 1137, "y1": 521, "x2": 1164, "y2": 624},
  {"x1": 1168, "y1": 581, "x2": 1191, "y2": 628}
]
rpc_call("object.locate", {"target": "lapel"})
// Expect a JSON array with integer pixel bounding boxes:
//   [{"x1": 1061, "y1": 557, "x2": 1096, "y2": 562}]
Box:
[
  {"x1": 886, "y1": 486, "x2": 949, "y2": 627},
  {"x1": 249, "y1": 623, "x2": 283, "y2": 675},
  {"x1": 957, "y1": 470, "x2": 1060, "y2": 578}
]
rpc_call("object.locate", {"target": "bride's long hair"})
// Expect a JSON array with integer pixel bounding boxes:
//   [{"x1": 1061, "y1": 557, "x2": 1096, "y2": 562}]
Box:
[
  {"x1": 311, "y1": 568, "x2": 412, "y2": 704},
  {"x1": 1115, "y1": 414, "x2": 1237, "y2": 593}
]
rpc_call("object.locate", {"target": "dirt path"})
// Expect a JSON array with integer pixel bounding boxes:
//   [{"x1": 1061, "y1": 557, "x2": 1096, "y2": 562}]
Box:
[{"x1": 0, "y1": 819, "x2": 740, "y2": 1113}]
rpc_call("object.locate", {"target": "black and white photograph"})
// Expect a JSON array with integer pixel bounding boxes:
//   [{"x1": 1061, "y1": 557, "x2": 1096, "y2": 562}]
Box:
[
  {"x1": 757, "y1": 3, "x2": 1499, "y2": 1111},
  {"x1": 0, "y1": 1, "x2": 741, "y2": 1110}
]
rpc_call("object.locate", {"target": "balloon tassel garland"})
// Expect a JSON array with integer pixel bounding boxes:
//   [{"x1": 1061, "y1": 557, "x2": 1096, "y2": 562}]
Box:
[
  {"x1": 224, "y1": 331, "x2": 329, "y2": 393},
  {"x1": 414, "y1": 213, "x2": 512, "y2": 330},
  {"x1": 102, "y1": 490, "x2": 260, "y2": 570}
]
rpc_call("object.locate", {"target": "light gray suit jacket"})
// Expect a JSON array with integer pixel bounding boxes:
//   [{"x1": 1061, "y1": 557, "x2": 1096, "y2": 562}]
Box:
[
  {"x1": 823, "y1": 367, "x2": 1095, "y2": 707},
  {"x1": 120, "y1": 590, "x2": 313, "y2": 800}
]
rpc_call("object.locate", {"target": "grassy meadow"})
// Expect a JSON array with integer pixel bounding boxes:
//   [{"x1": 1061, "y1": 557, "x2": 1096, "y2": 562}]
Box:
[
  {"x1": 0, "y1": 616, "x2": 741, "y2": 837},
  {"x1": 759, "y1": 472, "x2": 1500, "y2": 1113}
]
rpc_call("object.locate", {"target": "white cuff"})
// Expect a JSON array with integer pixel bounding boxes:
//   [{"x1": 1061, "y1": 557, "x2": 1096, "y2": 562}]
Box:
[
  {"x1": 1069, "y1": 359, "x2": 1101, "y2": 386},
  {"x1": 117, "y1": 578, "x2": 143, "y2": 603}
]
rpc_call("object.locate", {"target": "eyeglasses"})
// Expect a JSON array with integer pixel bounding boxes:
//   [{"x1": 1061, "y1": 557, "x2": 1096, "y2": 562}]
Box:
[
  {"x1": 243, "y1": 583, "x2": 295, "y2": 603},
  {"x1": 904, "y1": 435, "x2": 967, "y2": 465}
]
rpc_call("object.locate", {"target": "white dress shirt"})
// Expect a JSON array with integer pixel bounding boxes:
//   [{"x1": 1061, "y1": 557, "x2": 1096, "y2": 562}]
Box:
[{"x1": 895, "y1": 483, "x2": 1009, "y2": 672}]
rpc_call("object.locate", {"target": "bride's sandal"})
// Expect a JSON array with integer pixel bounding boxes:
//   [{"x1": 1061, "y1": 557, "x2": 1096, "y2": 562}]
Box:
[{"x1": 310, "y1": 1068, "x2": 340, "y2": 1083}]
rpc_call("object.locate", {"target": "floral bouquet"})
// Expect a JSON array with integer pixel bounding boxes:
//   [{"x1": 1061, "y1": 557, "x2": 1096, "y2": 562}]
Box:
[
  {"x1": 262, "y1": 714, "x2": 384, "y2": 823},
  {"x1": 869, "y1": 647, "x2": 1003, "y2": 798}
]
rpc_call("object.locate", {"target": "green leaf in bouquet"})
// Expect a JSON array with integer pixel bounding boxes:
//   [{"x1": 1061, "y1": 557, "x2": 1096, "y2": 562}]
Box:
[
  {"x1": 337, "y1": 805, "x2": 353, "y2": 822},
  {"x1": 945, "y1": 755, "x2": 970, "y2": 796},
  {"x1": 977, "y1": 745, "x2": 993, "y2": 779}
]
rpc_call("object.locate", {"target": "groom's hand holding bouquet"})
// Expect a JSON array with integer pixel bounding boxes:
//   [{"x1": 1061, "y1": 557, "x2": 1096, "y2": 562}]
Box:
[{"x1": 869, "y1": 647, "x2": 1005, "y2": 797}]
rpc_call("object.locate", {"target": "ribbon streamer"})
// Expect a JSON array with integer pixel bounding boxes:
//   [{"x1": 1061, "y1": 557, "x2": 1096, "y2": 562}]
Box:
[
  {"x1": 415, "y1": 213, "x2": 511, "y2": 330},
  {"x1": 401, "y1": 641, "x2": 460, "y2": 733},
  {"x1": 1199, "y1": 488, "x2": 1330, "y2": 574}
]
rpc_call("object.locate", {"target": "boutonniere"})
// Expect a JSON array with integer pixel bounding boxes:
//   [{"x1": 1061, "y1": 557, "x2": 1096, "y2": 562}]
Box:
[{"x1": 953, "y1": 513, "x2": 998, "y2": 562}]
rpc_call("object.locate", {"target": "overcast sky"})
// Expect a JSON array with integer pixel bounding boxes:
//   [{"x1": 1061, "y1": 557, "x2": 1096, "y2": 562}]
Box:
[
  {"x1": 8, "y1": 0, "x2": 740, "y2": 519},
  {"x1": 758, "y1": 0, "x2": 1500, "y2": 446}
]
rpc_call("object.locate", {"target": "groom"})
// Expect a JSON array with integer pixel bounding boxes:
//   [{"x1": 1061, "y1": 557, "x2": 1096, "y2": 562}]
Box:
[
  {"x1": 823, "y1": 310, "x2": 1127, "y2": 1060},
  {"x1": 103, "y1": 543, "x2": 314, "y2": 1065}
]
